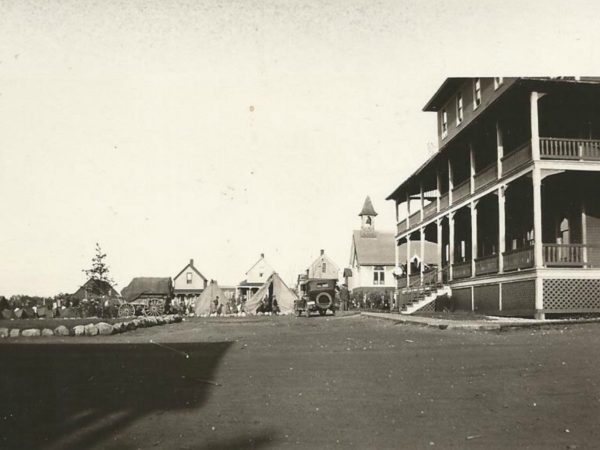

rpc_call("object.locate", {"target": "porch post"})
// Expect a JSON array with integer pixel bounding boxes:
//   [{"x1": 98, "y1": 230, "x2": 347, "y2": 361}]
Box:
[
  {"x1": 420, "y1": 227, "x2": 425, "y2": 285},
  {"x1": 471, "y1": 201, "x2": 478, "y2": 278},
  {"x1": 406, "y1": 234, "x2": 411, "y2": 287},
  {"x1": 531, "y1": 91, "x2": 541, "y2": 161},
  {"x1": 496, "y1": 120, "x2": 504, "y2": 178},
  {"x1": 449, "y1": 211, "x2": 455, "y2": 281},
  {"x1": 469, "y1": 143, "x2": 476, "y2": 195},
  {"x1": 420, "y1": 182, "x2": 425, "y2": 222},
  {"x1": 436, "y1": 170, "x2": 442, "y2": 213},
  {"x1": 395, "y1": 200, "x2": 399, "y2": 223},
  {"x1": 582, "y1": 198, "x2": 588, "y2": 266},
  {"x1": 436, "y1": 218, "x2": 443, "y2": 283},
  {"x1": 448, "y1": 159, "x2": 454, "y2": 205},
  {"x1": 498, "y1": 186, "x2": 506, "y2": 273},
  {"x1": 406, "y1": 191, "x2": 411, "y2": 228},
  {"x1": 533, "y1": 168, "x2": 543, "y2": 268}
]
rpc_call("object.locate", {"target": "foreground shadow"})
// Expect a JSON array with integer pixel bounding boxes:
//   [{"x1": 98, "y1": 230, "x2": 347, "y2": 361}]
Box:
[{"x1": 0, "y1": 341, "x2": 260, "y2": 449}]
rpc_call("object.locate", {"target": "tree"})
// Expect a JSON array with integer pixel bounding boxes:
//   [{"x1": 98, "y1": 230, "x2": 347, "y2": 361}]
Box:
[{"x1": 83, "y1": 243, "x2": 115, "y2": 285}]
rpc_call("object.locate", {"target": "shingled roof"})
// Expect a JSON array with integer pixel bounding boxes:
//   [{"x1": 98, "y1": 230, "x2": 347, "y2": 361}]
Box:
[
  {"x1": 358, "y1": 196, "x2": 378, "y2": 217},
  {"x1": 351, "y1": 230, "x2": 395, "y2": 265}
]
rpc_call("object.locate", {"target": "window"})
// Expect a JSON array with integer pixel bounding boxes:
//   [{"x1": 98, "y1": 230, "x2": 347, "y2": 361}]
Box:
[
  {"x1": 441, "y1": 109, "x2": 448, "y2": 138},
  {"x1": 456, "y1": 93, "x2": 463, "y2": 125},
  {"x1": 186, "y1": 272, "x2": 192, "y2": 284},
  {"x1": 494, "y1": 77, "x2": 504, "y2": 90},
  {"x1": 373, "y1": 266, "x2": 385, "y2": 285},
  {"x1": 473, "y1": 78, "x2": 481, "y2": 109},
  {"x1": 322, "y1": 262, "x2": 327, "y2": 273},
  {"x1": 559, "y1": 217, "x2": 570, "y2": 245}
]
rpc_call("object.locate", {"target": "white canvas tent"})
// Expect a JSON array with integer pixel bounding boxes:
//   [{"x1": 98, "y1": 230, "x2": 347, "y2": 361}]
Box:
[
  {"x1": 194, "y1": 280, "x2": 226, "y2": 316},
  {"x1": 245, "y1": 272, "x2": 298, "y2": 315}
]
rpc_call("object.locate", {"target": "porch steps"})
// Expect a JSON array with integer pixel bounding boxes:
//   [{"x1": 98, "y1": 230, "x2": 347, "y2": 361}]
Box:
[{"x1": 401, "y1": 285, "x2": 451, "y2": 315}]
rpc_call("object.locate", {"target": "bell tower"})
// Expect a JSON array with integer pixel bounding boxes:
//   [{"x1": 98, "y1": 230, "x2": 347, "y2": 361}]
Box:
[{"x1": 359, "y1": 196, "x2": 377, "y2": 235}]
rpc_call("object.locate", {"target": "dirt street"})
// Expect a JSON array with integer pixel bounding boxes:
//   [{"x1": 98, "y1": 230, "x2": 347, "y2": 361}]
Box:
[{"x1": 1, "y1": 315, "x2": 600, "y2": 449}]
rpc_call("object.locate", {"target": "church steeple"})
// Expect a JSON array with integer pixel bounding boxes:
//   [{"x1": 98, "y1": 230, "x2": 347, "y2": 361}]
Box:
[{"x1": 359, "y1": 196, "x2": 377, "y2": 234}]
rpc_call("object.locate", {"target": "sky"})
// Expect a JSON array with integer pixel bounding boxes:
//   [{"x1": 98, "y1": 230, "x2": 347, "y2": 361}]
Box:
[{"x1": 2, "y1": 0, "x2": 600, "y2": 296}]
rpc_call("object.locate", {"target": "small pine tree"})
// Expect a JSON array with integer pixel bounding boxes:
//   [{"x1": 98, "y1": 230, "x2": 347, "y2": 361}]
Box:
[{"x1": 83, "y1": 243, "x2": 115, "y2": 285}]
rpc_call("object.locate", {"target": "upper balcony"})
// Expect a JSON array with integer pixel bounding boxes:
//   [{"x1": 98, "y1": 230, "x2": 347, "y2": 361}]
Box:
[{"x1": 395, "y1": 136, "x2": 600, "y2": 236}]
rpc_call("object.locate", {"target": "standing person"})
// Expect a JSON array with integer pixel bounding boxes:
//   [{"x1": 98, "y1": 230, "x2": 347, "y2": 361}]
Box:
[
  {"x1": 272, "y1": 295, "x2": 280, "y2": 315},
  {"x1": 340, "y1": 284, "x2": 349, "y2": 312}
]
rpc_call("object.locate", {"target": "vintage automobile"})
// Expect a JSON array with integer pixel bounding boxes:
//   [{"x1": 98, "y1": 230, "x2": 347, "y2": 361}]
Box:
[{"x1": 295, "y1": 278, "x2": 337, "y2": 317}]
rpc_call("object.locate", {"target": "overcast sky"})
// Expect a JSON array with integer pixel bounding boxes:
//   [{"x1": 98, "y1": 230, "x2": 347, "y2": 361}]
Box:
[{"x1": 2, "y1": 0, "x2": 600, "y2": 295}]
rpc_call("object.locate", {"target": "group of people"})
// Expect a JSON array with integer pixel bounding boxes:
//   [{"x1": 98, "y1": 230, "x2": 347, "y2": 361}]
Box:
[
  {"x1": 209, "y1": 295, "x2": 247, "y2": 317},
  {"x1": 255, "y1": 294, "x2": 280, "y2": 315}
]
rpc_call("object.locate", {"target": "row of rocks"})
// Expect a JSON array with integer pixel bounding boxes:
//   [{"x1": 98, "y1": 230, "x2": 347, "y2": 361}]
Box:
[{"x1": 0, "y1": 314, "x2": 183, "y2": 338}]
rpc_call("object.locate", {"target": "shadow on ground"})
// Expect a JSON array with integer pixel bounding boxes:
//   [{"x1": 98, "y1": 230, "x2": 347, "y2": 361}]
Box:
[{"x1": 0, "y1": 342, "x2": 272, "y2": 450}]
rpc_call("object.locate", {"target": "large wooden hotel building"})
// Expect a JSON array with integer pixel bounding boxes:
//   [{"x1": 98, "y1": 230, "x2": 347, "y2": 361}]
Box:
[{"x1": 388, "y1": 77, "x2": 600, "y2": 318}]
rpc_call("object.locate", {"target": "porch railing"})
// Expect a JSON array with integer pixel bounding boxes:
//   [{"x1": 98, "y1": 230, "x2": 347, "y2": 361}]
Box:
[
  {"x1": 423, "y1": 201, "x2": 437, "y2": 220},
  {"x1": 397, "y1": 219, "x2": 407, "y2": 234},
  {"x1": 441, "y1": 264, "x2": 450, "y2": 283},
  {"x1": 452, "y1": 260, "x2": 472, "y2": 279},
  {"x1": 540, "y1": 138, "x2": 600, "y2": 161},
  {"x1": 543, "y1": 243, "x2": 589, "y2": 267},
  {"x1": 474, "y1": 163, "x2": 498, "y2": 191},
  {"x1": 503, "y1": 247, "x2": 534, "y2": 271},
  {"x1": 439, "y1": 192, "x2": 449, "y2": 210},
  {"x1": 452, "y1": 179, "x2": 471, "y2": 204},
  {"x1": 475, "y1": 254, "x2": 499, "y2": 275},
  {"x1": 502, "y1": 141, "x2": 532, "y2": 176},
  {"x1": 409, "y1": 210, "x2": 421, "y2": 226}
]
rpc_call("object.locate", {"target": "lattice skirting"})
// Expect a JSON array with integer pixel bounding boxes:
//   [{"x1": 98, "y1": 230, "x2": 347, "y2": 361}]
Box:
[{"x1": 543, "y1": 278, "x2": 600, "y2": 312}]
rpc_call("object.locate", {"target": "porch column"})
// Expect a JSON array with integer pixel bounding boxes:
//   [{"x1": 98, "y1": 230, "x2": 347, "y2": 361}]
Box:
[
  {"x1": 448, "y1": 159, "x2": 454, "y2": 205},
  {"x1": 436, "y1": 218, "x2": 443, "y2": 283},
  {"x1": 406, "y1": 191, "x2": 411, "y2": 228},
  {"x1": 496, "y1": 120, "x2": 504, "y2": 178},
  {"x1": 395, "y1": 200, "x2": 399, "y2": 223},
  {"x1": 471, "y1": 201, "x2": 478, "y2": 277},
  {"x1": 420, "y1": 182, "x2": 425, "y2": 222},
  {"x1": 436, "y1": 170, "x2": 442, "y2": 213},
  {"x1": 533, "y1": 168, "x2": 543, "y2": 268},
  {"x1": 406, "y1": 235, "x2": 411, "y2": 287},
  {"x1": 449, "y1": 211, "x2": 455, "y2": 281},
  {"x1": 420, "y1": 228, "x2": 425, "y2": 284},
  {"x1": 498, "y1": 186, "x2": 506, "y2": 273},
  {"x1": 469, "y1": 143, "x2": 476, "y2": 195},
  {"x1": 531, "y1": 91, "x2": 541, "y2": 161},
  {"x1": 582, "y1": 199, "x2": 588, "y2": 266}
]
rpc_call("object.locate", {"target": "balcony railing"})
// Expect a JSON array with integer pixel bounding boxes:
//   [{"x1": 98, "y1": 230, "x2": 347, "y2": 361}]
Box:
[
  {"x1": 452, "y1": 179, "x2": 471, "y2": 204},
  {"x1": 423, "y1": 201, "x2": 437, "y2": 220},
  {"x1": 502, "y1": 141, "x2": 532, "y2": 176},
  {"x1": 474, "y1": 163, "x2": 498, "y2": 191},
  {"x1": 439, "y1": 192, "x2": 449, "y2": 210},
  {"x1": 475, "y1": 254, "x2": 499, "y2": 275},
  {"x1": 452, "y1": 260, "x2": 472, "y2": 279},
  {"x1": 543, "y1": 243, "x2": 590, "y2": 267},
  {"x1": 397, "y1": 276, "x2": 407, "y2": 289},
  {"x1": 503, "y1": 247, "x2": 534, "y2": 272},
  {"x1": 408, "y1": 210, "x2": 420, "y2": 226},
  {"x1": 540, "y1": 137, "x2": 600, "y2": 161},
  {"x1": 397, "y1": 219, "x2": 407, "y2": 234}
]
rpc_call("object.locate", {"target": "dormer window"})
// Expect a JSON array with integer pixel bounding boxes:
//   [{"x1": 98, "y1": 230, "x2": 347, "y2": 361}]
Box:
[
  {"x1": 456, "y1": 93, "x2": 463, "y2": 125},
  {"x1": 441, "y1": 109, "x2": 448, "y2": 138},
  {"x1": 494, "y1": 77, "x2": 504, "y2": 90},
  {"x1": 473, "y1": 78, "x2": 481, "y2": 109}
]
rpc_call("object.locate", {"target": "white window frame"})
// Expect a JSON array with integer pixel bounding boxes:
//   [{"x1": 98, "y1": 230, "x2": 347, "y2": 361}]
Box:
[
  {"x1": 494, "y1": 77, "x2": 504, "y2": 90},
  {"x1": 441, "y1": 109, "x2": 448, "y2": 138},
  {"x1": 473, "y1": 78, "x2": 481, "y2": 109},
  {"x1": 456, "y1": 93, "x2": 463, "y2": 126},
  {"x1": 373, "y1": 266, "x2": 385, "y2": 285},
  {"x1": 186, "y1": 272, "x2": 193, "y2": 284}
]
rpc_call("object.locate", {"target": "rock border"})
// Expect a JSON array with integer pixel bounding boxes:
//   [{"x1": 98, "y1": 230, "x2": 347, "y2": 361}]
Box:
[{"x1": 0, "y1": 314, "x2": 182, "y2": 338}]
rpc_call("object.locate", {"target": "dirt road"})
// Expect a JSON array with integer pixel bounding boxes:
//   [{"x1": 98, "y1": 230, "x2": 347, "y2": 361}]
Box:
[{"x1": 1, "y1": 315, "x2": 600, "y2": 449}]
